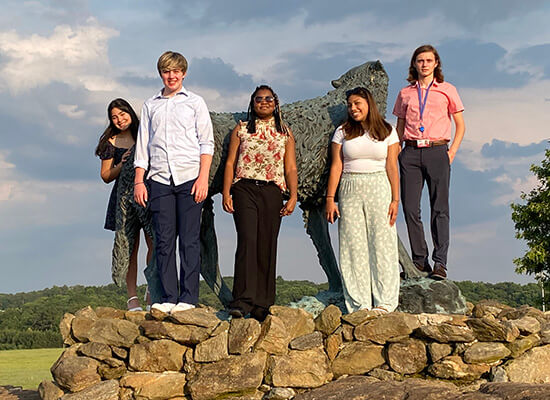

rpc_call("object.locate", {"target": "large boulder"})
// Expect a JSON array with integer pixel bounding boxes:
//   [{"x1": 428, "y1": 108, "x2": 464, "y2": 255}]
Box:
[
  {"x1": 128, "y1": 339, "x2": 187, "y2": 372},
  {"x1": 386, "y1": 338, "x2": 427, "y2": 374},
  {"x1": 415, "y1": 323, "x2": 476, "y2": 343},
  {"x1": 265, "y1": 348, "x2": 332, "y2": 388},
  {"x1": 428, "y1": 355, "x2": 490, "y2": 381},
  {"x1": 354, "y1": 313, "x2": 419, "y2": 344},
  {"x1": 503, "y1": 345, "x2": 550, "y2": 383},
  {"x1": 331, "y1": 342, "x2": 385, "y2": 377},
  {"x1": 270, "y1": 305, "x2": 315, "y2": 339},
  {"x1": 50, "y1": 356, "x2": 101, "y2": 393},
  {"x1": 228, "y1": 318, "x2": 261, "y2": 354},
  {"x1": 140, "y1": 320, "x2": 210, "y2": 345},
  {"x1": 254, "y1": 315, "x2": 291, "y2": 355},
  {"x1": 119, "y1": 371, "x2": 187, "y2": 399},
  {"x1": 60, "y1": 380, "x2": 118, "y2": 400},
  {"x1": 398, "y1": 278, "x2": 468, "y2": 314},
  {"x1": 466, "y1": 318, "x2": 520, "y2": 342},
  {"x1": 87, "y1": 318, "x2": 140, "y2": 348},
  {"x1": 463, "y1": 342, "x2": 511, "y2": 364},
  {"x1": 187, "y1": 352, "x2": 267, "y2": 400},
  {"x1": 194, "y1": 330, "x2": 229, "y2": 362}
]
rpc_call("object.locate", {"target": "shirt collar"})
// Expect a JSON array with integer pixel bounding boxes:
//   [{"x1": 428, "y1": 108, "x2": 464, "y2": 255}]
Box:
[
  {"x1": 154, "y1": 85, "x2": 189, "y2": 99},
  {"x1": 413, "y1": 79, "x2": 441, "y2": 88}
]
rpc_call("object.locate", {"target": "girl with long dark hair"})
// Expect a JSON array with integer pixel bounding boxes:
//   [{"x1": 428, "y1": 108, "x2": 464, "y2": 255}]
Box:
[
  {"x1": 326, "y1": 87, "x2": 400, "y2": 314},
  {"x1": 95, "y1": 98, "x2": 154, "y2": 311}
]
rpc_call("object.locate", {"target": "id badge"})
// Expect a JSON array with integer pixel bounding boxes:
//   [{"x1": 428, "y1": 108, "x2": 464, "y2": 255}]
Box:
[{"x1": 416, "y1": 139, "x2": 430, "y2": 148}]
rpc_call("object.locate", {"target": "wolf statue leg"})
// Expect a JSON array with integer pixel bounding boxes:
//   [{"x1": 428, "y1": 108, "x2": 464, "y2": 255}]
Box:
[
  {"x1": 200, "y1": 196, "x2": 233, "y2": 306},
  {"x1": 301, "y1": 204, "x2": 343, "y2": 293}
]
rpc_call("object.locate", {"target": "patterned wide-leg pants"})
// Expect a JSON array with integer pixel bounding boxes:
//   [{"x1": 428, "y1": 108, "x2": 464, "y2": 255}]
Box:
[{"x1": 338, "y1": 171, "x2": 399, "y2": 313}]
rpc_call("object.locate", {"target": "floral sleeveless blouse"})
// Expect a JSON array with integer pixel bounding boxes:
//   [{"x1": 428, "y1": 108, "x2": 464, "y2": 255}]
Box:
[{"x1": 234, "y1": 117, "x2": 288, "y2": 191}]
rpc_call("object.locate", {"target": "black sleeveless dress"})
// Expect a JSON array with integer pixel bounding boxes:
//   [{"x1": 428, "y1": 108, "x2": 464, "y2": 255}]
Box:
[{"x1": 98, "y1": 142, "x2": 128, "y2": 231}]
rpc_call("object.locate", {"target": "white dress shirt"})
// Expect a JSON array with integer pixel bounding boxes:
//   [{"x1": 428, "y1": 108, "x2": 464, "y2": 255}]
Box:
[{"x1": 134, "y1": 86, "x2": 214, "y2": 186}]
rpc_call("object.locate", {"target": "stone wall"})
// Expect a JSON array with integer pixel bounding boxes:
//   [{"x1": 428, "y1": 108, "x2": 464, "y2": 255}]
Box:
[{"x1": 40, "y1": 300, "x2": 550, "y2": 400}]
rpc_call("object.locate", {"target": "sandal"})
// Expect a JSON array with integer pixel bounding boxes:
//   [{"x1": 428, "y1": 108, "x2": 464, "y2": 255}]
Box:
[
  {"x1": 127, "y1": 296, "x2": 143, "y2": 312},
  {"x1": 371, "y1": 306, "x2": 389, "y2": 316}
]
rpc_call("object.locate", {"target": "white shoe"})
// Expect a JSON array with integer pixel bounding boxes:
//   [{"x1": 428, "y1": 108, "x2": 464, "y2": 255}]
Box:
[
  {"x1": 151, "y1": 302, "x2": 175, "y2": 314},
  {"x1": 171, "y1": 302, "x2": 196, "y2": 313}
]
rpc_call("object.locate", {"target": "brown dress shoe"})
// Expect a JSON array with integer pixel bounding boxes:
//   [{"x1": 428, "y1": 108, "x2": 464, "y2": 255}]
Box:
[
  {"x1": 414, "y1": 262, "x2": 432, "y2": 274},
  {"x1": 430, "y1": 263, "x2": 447, "y2": 280}
]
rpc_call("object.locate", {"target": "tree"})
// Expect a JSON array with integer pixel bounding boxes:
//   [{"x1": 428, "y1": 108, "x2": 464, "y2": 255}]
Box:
[{"x1": 511, "y1": 147, "x2": 550, "y2": 280}]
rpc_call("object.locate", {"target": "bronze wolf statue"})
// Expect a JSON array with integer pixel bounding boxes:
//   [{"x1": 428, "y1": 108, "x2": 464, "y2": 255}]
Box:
[{"x1": 200, "y1": 61, "x2": 420, "y2": 306}]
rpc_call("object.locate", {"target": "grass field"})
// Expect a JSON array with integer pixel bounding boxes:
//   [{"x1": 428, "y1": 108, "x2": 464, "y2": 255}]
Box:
[{"x1": 0, "y1": 348, "x2": 63, "y2": 389}]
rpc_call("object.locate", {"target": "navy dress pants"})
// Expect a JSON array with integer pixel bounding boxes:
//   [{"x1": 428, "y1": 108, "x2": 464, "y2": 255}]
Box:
[
  {"x1": 149, "y1": 178, "x2": 203, "y2": 304},
  {"x1": 399, "y1": 144, "x2": 450, "y2": 267},
  {"x1": 229, "y1": 179, "x2": 283, "y2": 316}
]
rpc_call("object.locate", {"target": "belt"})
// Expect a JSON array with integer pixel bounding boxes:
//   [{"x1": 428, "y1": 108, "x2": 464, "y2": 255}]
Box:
[
  {"x1": 240, "y1": 178, "x2": 274, "y2": 186},
  {"x1": 404, "y1": 139, "x2": 448, "y2": 148}
]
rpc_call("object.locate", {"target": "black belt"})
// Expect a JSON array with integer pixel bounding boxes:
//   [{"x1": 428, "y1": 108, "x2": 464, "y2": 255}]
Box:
[
  {"x1": 240, "y1": 178, "x2": 274, "y2": 186},
  {"x1": 405, "y1": 139, "x2": 448, "y2": 148}
]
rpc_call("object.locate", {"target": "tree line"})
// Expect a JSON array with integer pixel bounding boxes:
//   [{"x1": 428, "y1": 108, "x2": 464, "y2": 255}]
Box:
[{"x1": 0, "y1": 279, "x2": 544, "y2": 350}]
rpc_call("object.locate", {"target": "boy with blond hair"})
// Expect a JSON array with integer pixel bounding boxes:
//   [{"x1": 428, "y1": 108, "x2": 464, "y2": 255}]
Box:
[{"x1": 134, "y1": 51, "x2": 214, "y2": 313}]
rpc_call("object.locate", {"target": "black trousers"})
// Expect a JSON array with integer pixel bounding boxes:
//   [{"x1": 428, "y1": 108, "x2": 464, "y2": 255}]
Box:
[
  {"x1": 149, "y1": 178, "x2": 203, "y2": 304},
  {"x1": 230, "y1": 180, "x2": 283, "y2": 314},
  {"x1": 399, "y1": 145, "x2": 450, "y2": 267}
]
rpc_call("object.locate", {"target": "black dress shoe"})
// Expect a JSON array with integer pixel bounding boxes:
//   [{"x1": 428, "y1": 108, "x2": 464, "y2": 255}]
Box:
[
  {"x1": 229, "y1": 308, "x2": 244, "y2": 318},
  {"x1": 430, "y1": 263, "x2": 447, "y2": 280},
  {"x1": 251, "y1": 306, "x2": 269, "y2": 322}
]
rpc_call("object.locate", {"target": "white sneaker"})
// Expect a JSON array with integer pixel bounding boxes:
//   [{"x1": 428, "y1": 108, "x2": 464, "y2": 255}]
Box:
[
  {"x1": 171, "y1": 302, "x2": 196, "y2": 313},
  {"x1": 151, "y1": 302, "x2": 175, "y2": 314}
]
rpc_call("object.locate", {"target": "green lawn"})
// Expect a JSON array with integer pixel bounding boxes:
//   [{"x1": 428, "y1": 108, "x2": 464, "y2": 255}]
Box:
[{"x1": 0, "y1": 348, "x2": 63, "y2": 389}]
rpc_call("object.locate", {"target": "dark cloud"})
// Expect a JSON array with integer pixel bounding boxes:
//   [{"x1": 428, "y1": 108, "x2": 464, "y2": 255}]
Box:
[
  {"x1": 161, "y1": 0, "x2": 547, "y2": 30},
  {"x1": 513, "y1": 44, "x2": 550, "y2": 80},
  {"x1": 186, "y1": 57, "x2": 255, "y2": 93},
  {"x1": 0, "y1": 83, "x2": 109, "y2": 182},
  {"x1": 481, "y1": 139, "x2": 549, "y2": 158},
  {"x1": 437, "y1": 40, "x2": 531, "y2": 89}
]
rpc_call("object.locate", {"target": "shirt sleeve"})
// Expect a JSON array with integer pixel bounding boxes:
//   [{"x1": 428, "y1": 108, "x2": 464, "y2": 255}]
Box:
[
  {"x1": 134, "y1": 101, "x2": 150, "y2": 170},
  {"x1": 97, "y1": 142, "x2": 115, "y2": 160},
  {"x1": 387, "y1": 126, "x2": 399, "y2": 146},
  {"x1": 392, "y1": 90, "x2": 406, "y2": 119},
  {"x1": 331, "y1": 126, "x2": 345, "y2": 144},
  {"x1": 446, "y1": 83, "x2": 464, "y2": 114},
  {"x1": 195, "y1": 97, "x2": 215, "y2": 155}
]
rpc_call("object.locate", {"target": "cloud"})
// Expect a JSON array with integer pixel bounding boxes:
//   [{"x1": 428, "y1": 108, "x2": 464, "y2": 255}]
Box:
[
  {"x1": 58, "y1": 104, "x2": 86, "y2": 119},
  {"x1": 0, "y1": 18, "x2": 118, "y2": 93}
]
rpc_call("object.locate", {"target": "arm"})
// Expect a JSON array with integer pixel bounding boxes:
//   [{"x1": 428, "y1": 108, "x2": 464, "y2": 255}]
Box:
[
  {"x1": 386, "y1": 142, "x2": 400, "y2": 226},
  {"x1": 396, "y1": 117, "x2": 406, "y2": 143},
  {"x1": 281, "y1": 130, "x2": 298, "y2": 217},
  {"x1": 191, "y1": 154, "x2": 213, "y2": 203},
  {"x1": 448, "y1": 111, "x2": 465, "y2": 164},
  {"x1": 134, "y1": 102, "x2": 150, "y2": 207},
  {"x1": 191, "y1": 97, "x2": 215, "y2": 203},
  {"x1": 222, "y1": 125, "x2": 242, "y2": 213},
  {"x1": 325, "y1": 142, "x2": 343, "y2": 224}
]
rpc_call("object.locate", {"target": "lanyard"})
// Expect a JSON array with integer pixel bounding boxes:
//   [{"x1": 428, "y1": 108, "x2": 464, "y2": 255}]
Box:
[{"x1": 416, "y1": 80, "x2": 434, "y2": 122}]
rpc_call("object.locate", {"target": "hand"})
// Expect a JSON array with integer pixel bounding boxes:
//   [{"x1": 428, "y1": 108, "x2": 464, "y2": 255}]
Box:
[
  {"x1": 191, "y1": 176, "x2": 209, "y2": 203},
  {"x1": 447, "y1": 150, "x2": 456, "y2": 164},
  {"x1": 121, "y1": 149, "x2": 132, "y2": 164},
  {"x1": 280, "y1": 196, "x2": 297, "y2": 217},
  {"x1": 388, "y1": 200, "x2": 398, "y2": 226},
  {"x1": 222, "y1": 193, "x2": 234, "y2": 213},
  {"x1": 134, "y1": 183, "x2": 148, "y2": 208},
  {"x1": 325, "y1": 199, "x2": 340, "y2": 224}
]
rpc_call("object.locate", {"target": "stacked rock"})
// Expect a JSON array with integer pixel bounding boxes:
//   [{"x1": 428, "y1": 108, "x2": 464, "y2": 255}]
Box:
[{"x1": 40, "y1": 300, "x2": 550, "y2": 400}]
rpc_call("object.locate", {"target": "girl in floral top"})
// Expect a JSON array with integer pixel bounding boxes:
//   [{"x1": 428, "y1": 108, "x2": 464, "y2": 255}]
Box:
[{"x1": 222, "y1": 85, "x2": 298, "y2": 321}]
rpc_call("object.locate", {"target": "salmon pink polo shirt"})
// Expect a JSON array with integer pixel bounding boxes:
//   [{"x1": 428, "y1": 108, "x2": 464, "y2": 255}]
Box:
[{"x1": 392, "y1": 80, "x2": 464, "y2": 142}]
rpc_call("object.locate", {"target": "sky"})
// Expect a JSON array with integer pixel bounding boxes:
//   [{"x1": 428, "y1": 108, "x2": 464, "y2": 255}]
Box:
[{"x1": 1, "y1": 0, "x2": 549, "y2": 294}]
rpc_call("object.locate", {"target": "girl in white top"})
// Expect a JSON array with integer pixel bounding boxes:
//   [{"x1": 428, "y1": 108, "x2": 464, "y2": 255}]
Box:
[{"x1": 326, "y1": 87, "x2": 400, "y2": 314}]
